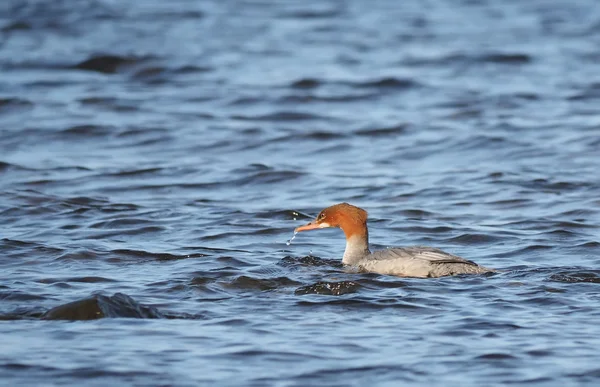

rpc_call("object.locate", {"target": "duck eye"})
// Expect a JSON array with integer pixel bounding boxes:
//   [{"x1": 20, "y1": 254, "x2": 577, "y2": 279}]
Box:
[{"x1": 319, "y1": 213, "x2": 326, "y2": 220}]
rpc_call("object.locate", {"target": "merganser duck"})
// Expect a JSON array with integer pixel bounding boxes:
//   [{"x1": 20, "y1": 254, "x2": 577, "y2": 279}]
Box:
[{"x1": 294, "y1": 203, "x2": 494, "y2": 278}]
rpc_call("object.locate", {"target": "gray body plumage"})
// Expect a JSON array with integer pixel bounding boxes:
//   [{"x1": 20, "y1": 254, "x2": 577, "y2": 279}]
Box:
[{"x1": 346, "y1": 244, "x2": 493, "y2": 278}]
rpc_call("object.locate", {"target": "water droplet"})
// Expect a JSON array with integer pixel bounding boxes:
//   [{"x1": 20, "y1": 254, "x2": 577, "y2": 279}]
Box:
[{"x1": 286, "y1": 231, "x2": 298, "y2": 246}]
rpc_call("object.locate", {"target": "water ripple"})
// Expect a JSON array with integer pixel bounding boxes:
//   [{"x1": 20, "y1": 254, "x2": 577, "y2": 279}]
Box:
[{"x1": 2, "y1": 0, "x2": 600, "y2": 385}]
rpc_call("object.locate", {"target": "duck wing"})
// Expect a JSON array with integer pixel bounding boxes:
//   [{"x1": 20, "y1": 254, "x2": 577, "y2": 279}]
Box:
[{"x1": 366, "y1": 246, "x2": 479, "y2": 266}]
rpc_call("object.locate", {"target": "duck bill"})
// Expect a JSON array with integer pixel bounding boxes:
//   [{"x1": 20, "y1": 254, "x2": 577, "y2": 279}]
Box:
[{"x1": 295, "y1": 221, "x2": 322, "y2": 233}]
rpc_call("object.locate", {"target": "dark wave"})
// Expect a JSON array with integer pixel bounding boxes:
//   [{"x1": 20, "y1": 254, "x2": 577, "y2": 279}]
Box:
[
  {"x1": 131, "y1": 64, "x2": 213, "y2": 83},
  {"x1": 0, "y1": 97, "x2": 33, "y2": 112},
  {"x1": 89, "y1": 218, "x2": 156, "y2": 229},
  {"x1": 445, "y1": 233, "x2": 505, "y2": 244},
  {"x1": 77, "y1": 96, "x2": 140, "y2": 111},
  {"x1": 279, "y1": 93, "x2": 377, "y2": 103},
  {"x1": 225, "y1": 275, "x2": 301, "y2": 291},
  {"x1": 402, "y1": 52, "x2": 532, "y2": 67},
  {"x1": 295, "y1": 281, "x2": 361, "y2": 295},
  {"x1": 549, "y1": 271, "x2": 600, "y2": 284},
  {"x1": 295, "y1": 297, "x2": 434, "y2": 311},
  {"x1": 37, "y1": 276, "x2": 116, "y2": 284},
  {"x1": 60, "y1": 124, "x2": 115, "y2": 136},
  {"x1": 278, "y1": 256, "x2": 340, "y2": 268},
  {"x1": 354, "y1": 123, "x2": 409, "y2": 137},
  {"x1": 567, "y1": 82, "x2": 600, "y2": 101},
  {"x1": 1, "y1": 21, "x2": 32, "y2": 32},
  {"x1": 396, "y1": 209, "x2": 436, "y2": 218},
  {"x1": 0, "y1": 161, "x2": 29, "y2": 172},
  {"x1": 280, "y1": 8, "x2": 342, "y2": 19},
  {"x1": 0, "y1": 290, "x2": 47, "y2": 302},
  {"x1": 230, "y1": 112, "x2": 330, "y2": 121},
  {"x1": 72, "y1": 54, "x2": 145, "y2": 74},
  {"x1": 479, "y1": 53, "x2": 532, "y2": 64},
  {"x1": 350, "y1": 77, "x2": 419, "y2": 89},
  {"x1": 1, "y1": 238, "x2": 64, "y2": 256},
  {"x1": 290, "y1": 78, "x2": 321, "y2": 89},
  {"x1": 41, "y1": 293, "x2": 163, "y2": 320},
  {"x1": 109, "y1": 249, "x2": 206, "y2": 261}
]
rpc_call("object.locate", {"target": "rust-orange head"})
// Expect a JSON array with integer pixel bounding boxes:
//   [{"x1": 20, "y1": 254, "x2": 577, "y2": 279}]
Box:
[{"x1": 294, "y1": 202, "x2": 369, "y2": 240}]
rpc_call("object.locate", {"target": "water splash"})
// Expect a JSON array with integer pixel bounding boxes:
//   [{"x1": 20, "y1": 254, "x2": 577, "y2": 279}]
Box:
[{"x1": 286, "y1": 231, "x2": 298, "y2": 246}]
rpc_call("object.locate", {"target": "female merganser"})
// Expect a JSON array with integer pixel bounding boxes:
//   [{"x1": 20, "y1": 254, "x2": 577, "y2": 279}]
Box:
[{"x1": 294, "y1": 203, "x2": 493, "y2": 278}]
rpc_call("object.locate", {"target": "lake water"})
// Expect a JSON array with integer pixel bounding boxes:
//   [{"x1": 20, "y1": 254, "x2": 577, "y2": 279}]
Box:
[{"x1": 1, "y1": 0, "x2": 600, "y2": 385}]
